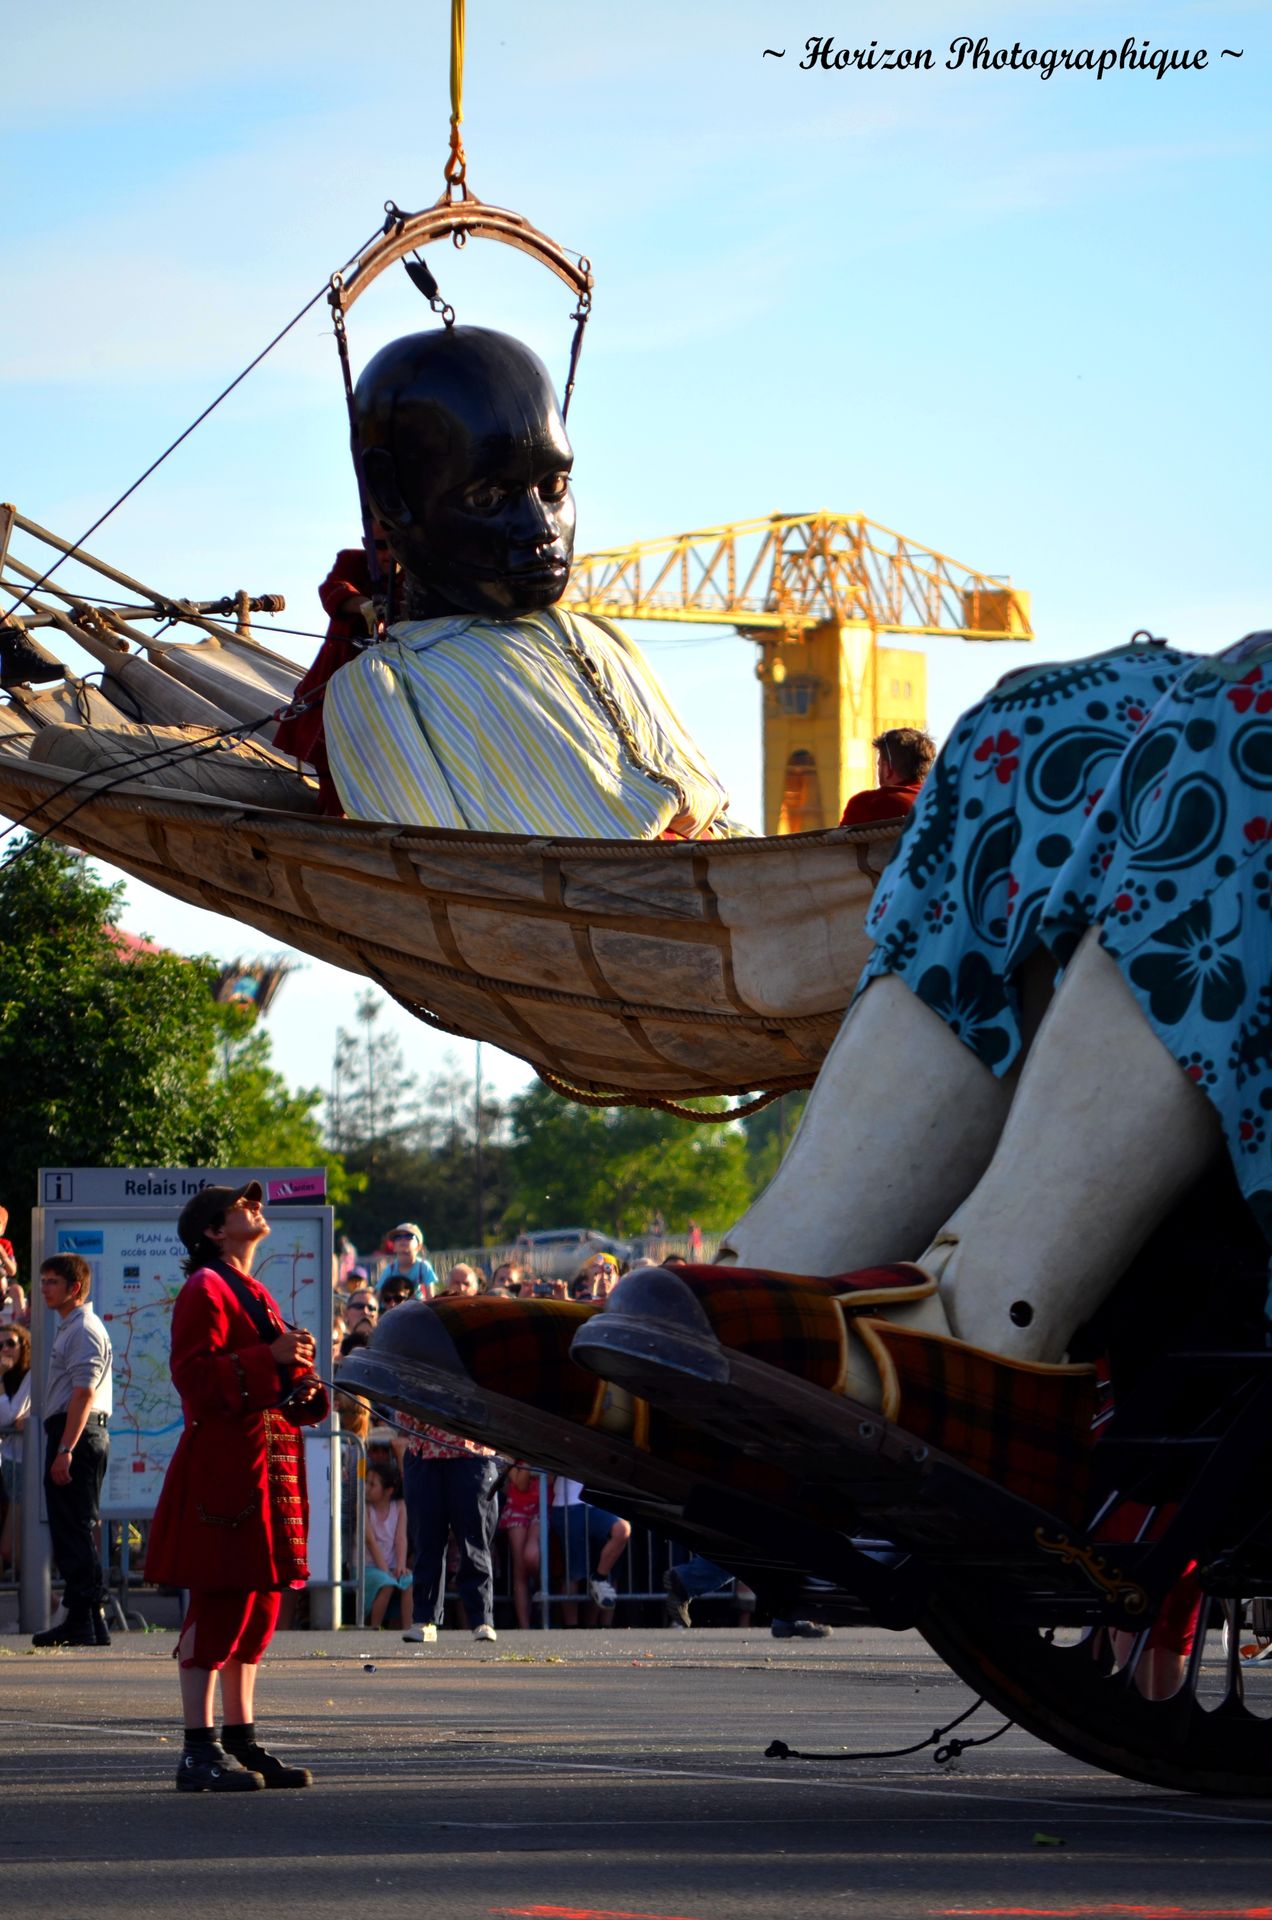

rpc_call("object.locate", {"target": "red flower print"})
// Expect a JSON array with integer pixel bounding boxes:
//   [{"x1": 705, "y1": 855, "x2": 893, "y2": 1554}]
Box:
[
  {"x1": 1228, "y1": 668, "x2": 1272, "y2": 716},
  {"x1": 1244, "y1": 817, "x2": 1272, "y2": 846},
  {"x1": 973, "y1": 729, "x2": 1021, "y2": 785}
]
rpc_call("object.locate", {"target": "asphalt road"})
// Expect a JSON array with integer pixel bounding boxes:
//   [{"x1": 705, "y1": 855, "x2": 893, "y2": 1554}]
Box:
[{"x1": 2, "y1": 1626, "x2": 1269, "y2": 1920}]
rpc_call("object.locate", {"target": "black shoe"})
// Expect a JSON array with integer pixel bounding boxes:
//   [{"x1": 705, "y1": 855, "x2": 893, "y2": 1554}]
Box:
[
  {"x1": 770, "y1": 1618, "x2": 833, "y2": 1640},
  {"x1": 0, "y1": 623, "x2": 63, "y2": 688},
  {"x1": 662, "y1": 1570, "x2": 691, "y2": 1630},
  {"x1": 91, "y1": 1607, "x2": 112, "y2": 1647},
  {"x1": 32, "y1": 1616, "x2": 96, "y2": 1649},
  {"x1": 222, "y1": 1740, "x2": 313, "y2": 1789},
  {"x1": 176, "y1": 1743, "x2": 265, "y2": 1793}
]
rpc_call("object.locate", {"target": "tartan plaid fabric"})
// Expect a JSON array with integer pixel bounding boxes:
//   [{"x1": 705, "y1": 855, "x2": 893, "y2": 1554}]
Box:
[
  {"x1": 865, "y1": 1320, "x2": 1098, "y2": 1526},
  {"x1": 668, "y1": 1270, "x2": 853, "y2": 1391},
  {"x1": 431, "y1": 1298, "x2": 603, "y2": 1427}
]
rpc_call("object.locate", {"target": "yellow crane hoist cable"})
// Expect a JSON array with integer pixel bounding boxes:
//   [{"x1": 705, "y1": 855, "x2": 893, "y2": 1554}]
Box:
[{"x1": 446, "y1": 0, "x2": 468, "y2": 186}]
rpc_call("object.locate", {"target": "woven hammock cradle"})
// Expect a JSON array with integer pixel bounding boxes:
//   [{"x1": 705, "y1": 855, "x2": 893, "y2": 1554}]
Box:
[{"x1": 0, "y1": 196, "x2": 902, "y2": 1112}]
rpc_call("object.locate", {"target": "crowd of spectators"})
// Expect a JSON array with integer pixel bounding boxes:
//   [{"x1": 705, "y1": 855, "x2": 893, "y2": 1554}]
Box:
[
  {"x1": 2, "y1": 1201, "x2": 765, "y2": 1631},
  {"x1": 0, "y1": 1207, "x2": 30, "y2": 1581},
  {"x1": 325, "y1": 1217, "x2": 767, "y2": 1635}
]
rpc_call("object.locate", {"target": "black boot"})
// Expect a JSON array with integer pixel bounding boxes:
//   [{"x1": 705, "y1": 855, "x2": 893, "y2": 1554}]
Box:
[
  {"x1": 91, "y1": 1605, "x2": 112, "y2": 1647},
  {"x1": 0, "y1": 623, "x2": 63, "y2": 688},
  {"x1": 175, "y1": 1738, "x2": 264, "y2": 1794},
  {"x1": 32, "y1": 1613, "x2": 96, "y2": 1649},
  {"x1": 222, "y1": 1722, "x2": 312, "y2": 1789}
]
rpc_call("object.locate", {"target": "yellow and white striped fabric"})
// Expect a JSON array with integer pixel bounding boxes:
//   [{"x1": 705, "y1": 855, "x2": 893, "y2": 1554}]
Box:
[{"x1": 324, "y1": 607, "x2": 745, "y2": 839}]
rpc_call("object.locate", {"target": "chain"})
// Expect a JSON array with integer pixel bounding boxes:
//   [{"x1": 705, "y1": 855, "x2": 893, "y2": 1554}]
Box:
[{"x1": 554, "y1": 615, "x2": 686, "y2": 814}]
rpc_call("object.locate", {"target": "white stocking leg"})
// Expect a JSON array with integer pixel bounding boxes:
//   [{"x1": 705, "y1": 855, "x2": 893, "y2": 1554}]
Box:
[
  {"x1": 721, "y1": 975, "x2": 1018, "y2": 1275},
  {"x1": 933, "y1": 930, "x2": 1222, "y2": 1363}
]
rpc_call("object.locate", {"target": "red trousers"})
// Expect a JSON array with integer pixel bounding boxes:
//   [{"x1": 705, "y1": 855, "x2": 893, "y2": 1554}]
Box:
[{"x1": 179, "y1": 1589, "x2": 281, "y2": 1670}]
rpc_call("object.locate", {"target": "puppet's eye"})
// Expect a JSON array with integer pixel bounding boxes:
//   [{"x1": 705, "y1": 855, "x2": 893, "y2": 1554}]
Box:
[{"x1": 463, "y1": 482, "x2": 507, "y2": 513}]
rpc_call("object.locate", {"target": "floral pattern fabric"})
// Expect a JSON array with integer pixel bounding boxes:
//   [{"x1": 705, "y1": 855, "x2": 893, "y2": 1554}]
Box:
[{"x1": 857, "y1": 636, "x2": 1272, "y2": 1243}]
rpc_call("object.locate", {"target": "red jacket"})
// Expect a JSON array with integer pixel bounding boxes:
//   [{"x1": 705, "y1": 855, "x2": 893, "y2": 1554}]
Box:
[
  {"x1": 840, "y1": 780, "x2": 923, "y2": 827},
  {"x1": 146, "y1": 1264, "x2": 328, "y2": 1592}
]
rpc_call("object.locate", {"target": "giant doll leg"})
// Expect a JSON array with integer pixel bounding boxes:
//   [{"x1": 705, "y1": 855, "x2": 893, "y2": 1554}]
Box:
[
  {"x1": 721, "y1": 974, "x2": 1018, "y2": 1277},
  {"x1": 933, "y1": 930, "x2": 1222, "y2": 1363}
]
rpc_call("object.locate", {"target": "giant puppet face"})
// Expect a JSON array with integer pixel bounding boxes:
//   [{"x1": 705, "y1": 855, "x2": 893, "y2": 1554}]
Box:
[{"x1": 353, "y1": 327, "x2": 576, "y2": 620}]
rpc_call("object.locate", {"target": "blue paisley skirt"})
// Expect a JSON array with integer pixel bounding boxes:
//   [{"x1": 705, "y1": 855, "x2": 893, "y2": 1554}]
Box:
[{"x1": 858, "y1": 635, "x2": 1272, "y2": 1242}]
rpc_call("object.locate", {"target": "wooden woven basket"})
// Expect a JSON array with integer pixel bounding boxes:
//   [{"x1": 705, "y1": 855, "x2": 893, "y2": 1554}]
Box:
[{"x1": 0, "y1": 754, "x2": 898, "y2": 1102}]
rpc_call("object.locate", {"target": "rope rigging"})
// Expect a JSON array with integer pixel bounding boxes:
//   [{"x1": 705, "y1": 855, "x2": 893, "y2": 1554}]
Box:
[{"x1": 0, "y1": 228, "x2": 383, "y2": 630}]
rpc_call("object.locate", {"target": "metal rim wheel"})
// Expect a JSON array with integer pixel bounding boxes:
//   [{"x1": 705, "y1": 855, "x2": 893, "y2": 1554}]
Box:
[{"x1": 920, "y1": 1585, "x2": 1272, "y2": 1797}]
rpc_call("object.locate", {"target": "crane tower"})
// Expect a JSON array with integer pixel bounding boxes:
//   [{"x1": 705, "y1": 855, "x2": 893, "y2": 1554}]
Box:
[{"x1": 566, "y1": 512, "x2": 1031, "y2": 834}]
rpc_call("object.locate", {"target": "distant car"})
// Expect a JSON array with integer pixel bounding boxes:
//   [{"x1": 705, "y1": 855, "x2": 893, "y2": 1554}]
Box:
[{"x1": 513, "y1": 1227, "x2": 634, "y2": 1281}]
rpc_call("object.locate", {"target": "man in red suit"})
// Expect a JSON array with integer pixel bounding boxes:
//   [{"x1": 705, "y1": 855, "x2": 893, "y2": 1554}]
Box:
[
  {"x1": 839, "y1": 727, "x2": 936, "y2": 826},
  {"x1": 148, "y1": 1181, "x2": 328, "y2": 1792},
  {"x1": 273, "y1": 536, "x2": 398, "y2": 813}
]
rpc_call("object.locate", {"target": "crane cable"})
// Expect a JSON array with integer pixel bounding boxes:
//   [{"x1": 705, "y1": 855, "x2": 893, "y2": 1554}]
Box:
[{"x1": 445, "y1": 0, "x2": 467, "y2": 189}]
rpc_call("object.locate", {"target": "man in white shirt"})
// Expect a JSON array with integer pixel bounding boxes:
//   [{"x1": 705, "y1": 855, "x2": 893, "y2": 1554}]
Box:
[{"x1": 33, "y1": 1253, "x2": 112, "y2": 1648}]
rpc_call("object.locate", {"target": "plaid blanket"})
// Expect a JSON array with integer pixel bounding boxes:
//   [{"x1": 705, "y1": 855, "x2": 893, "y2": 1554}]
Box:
[
  {"x1": 864, "y1": 1320, "x2": 1097, "y2": 1526},
  {"x1": 431, "y1": 1298, "x2": 605, "y2": 1428}
]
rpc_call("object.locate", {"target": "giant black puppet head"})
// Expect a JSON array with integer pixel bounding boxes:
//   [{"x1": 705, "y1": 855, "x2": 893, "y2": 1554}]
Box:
[{"x1": 353, "y1": 327, "x2": 576, "y2": 621}]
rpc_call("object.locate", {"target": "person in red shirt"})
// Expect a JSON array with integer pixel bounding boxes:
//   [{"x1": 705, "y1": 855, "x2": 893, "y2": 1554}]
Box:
[
  {"x1": 273, "y1": 535, "x2": 398, "y2": 813},
  {"x1": 839, "y1": 726, "x2": 936, "y2": 826},
  {"x1": 148, "y1": 1181, "x2": 328, "y2": 1792}
]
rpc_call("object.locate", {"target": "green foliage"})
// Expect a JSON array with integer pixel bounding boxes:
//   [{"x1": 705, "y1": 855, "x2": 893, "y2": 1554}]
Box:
[
  {"x1": 504, "y1": 1081, "x2": 752, "y2": 1238},
  {"x1": 0, "y1": 838, "x2": 345, "y2": 1265},
  {"x1": 336, "y1": 1131, "x2": 510, "y2": 1256},
  {"x1": 328, "y1": 1003, "x2": 507, "y2": 1251},
  {"x1": 742, "y1": 1089, "x2": 808, "y2": 1194},
  {"x1": 213, "y1": 1012, "x2": 350, "y2": 1213}
]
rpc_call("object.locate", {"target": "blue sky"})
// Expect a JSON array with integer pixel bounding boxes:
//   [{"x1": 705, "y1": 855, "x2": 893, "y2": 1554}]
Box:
[{"x1": 3, "y1": 0, "x2": 1268, "y2": 1106}]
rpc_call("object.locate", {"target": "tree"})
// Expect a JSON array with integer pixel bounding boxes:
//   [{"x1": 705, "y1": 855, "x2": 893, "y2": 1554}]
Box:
[
  {"x1": 0, "y1": 838, "x2": 344, "y2": 1267},
  {"x1": 742, "y1": 1089, "x2": 808, "y2": 1194},
  {"x1": 328, "y1": 1028, "x2": 509, "y2": 1253},
  {"x1": 504, "y1": 1082, "x2": 752, "y2": 1238},
  {"x1": 327, "y1": 991, "x2": 420, "y2": 1166},
  {"x1": 215, "y1": 1014, "x2": 350, "y2": 1212}
]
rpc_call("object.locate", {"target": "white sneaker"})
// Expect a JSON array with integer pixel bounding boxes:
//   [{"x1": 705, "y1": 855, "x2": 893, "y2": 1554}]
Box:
[
  {"x1": 402, "y1": 1623, "x2": 438, "y2": 1643},
  {"x1": 473, "y1": 1622, "x2": 497, "y2": 1643},
  {"x1": 590, "y1": 1577, "x2": 618, "y2": 1609}
]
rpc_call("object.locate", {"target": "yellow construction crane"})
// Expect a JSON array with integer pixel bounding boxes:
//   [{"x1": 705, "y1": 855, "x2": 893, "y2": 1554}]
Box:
[{"x1": 566, "y1": 512, "x2": 1032, "y2": 834}]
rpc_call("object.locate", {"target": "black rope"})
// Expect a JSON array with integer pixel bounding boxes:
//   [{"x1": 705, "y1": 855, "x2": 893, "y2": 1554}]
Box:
[
  {"x1": 315, "y1": 1379, "x2": 437, "y2": 1447},
  {"x1": 2, "y1": 223, "x2": 384, "y2": 625},
  {"x1": 764, "y1": 1693, "x2": 1015, "y2": 1768}
]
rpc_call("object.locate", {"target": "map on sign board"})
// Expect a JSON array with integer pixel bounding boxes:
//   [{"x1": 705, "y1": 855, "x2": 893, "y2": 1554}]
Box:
[{"x1": 46, "y1": 1208, "x2": 329, "y2": 1517}]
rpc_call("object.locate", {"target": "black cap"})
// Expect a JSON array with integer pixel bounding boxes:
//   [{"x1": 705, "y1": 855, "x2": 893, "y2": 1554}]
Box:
[{"x1": 177, "y1": 1180, "x2": 264, "y2": 1254}]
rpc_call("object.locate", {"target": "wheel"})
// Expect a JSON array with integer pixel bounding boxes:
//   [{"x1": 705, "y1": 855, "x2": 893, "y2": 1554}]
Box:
[{"x1": 921, "y1": 1585, "x2": 1272, "y2": 1796}]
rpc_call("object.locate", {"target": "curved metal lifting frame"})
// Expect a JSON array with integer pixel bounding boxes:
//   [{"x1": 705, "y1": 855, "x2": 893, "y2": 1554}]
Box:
[{"x1": 329, "y1": 191, "x2": 593, "y2": 319}]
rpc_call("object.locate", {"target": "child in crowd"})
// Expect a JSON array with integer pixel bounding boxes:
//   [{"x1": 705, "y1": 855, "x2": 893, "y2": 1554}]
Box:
[
  {"x1": 499, "y1": 1465, "x2": 544, "y2": 1630},
  {"x1": 364, "y1": 1462, "x2": 413, "y2": 1630}
]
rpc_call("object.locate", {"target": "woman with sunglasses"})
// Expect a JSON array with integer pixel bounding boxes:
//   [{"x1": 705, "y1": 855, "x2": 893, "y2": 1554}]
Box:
[{"x1": 0, "y1": 1325, "x2": 30, "y2": 1575}]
